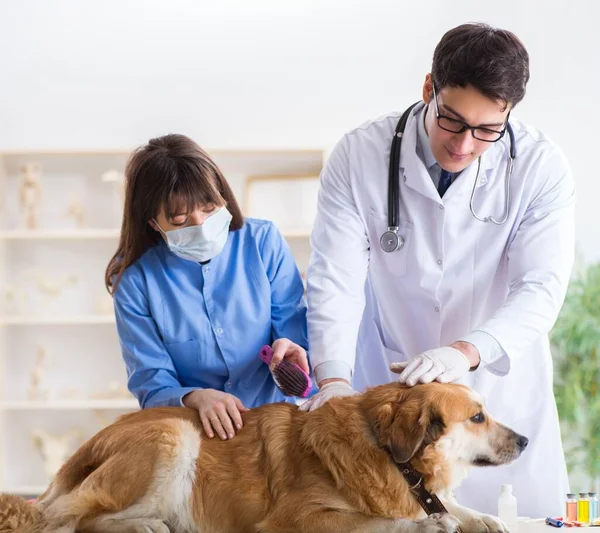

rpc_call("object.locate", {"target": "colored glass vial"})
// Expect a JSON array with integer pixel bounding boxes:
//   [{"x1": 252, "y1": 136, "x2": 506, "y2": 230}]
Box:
[
  {"x1": 566, "y1": 493, "x2": 578, "y2": 522},
  {"x1": 578, "y1": 493, "x2": 590, "y2": 523},
  {"x1": 589, "y1": 492, "x2": 598, "y2": 523}
]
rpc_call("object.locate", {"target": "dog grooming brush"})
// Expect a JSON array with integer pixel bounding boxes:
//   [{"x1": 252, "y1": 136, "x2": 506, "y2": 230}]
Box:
[{"x1": 259, "y1": 345, "x2": 312, "y2": 398}]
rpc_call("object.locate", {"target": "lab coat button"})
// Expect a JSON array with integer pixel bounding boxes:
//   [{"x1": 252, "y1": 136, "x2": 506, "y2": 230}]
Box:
[
  {"x1": 437, "y1": 259, "x2": 443, "y2": 266},
  {"x1": 434, "y1": 306, "x2": 440, "y2": 312},
  {"x1": 439, "y1": 204, "x2": 444, "y2": 210}
]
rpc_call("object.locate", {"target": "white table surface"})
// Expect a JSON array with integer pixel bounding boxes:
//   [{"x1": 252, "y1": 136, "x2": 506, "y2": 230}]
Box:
[{"x1": 516, "y1": 519, "x2": 596, "y2": 532}]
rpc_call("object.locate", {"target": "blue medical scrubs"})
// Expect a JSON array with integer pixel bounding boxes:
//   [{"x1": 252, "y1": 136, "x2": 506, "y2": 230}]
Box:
[{"x1": 113, "y1": 218, "x2": 308, "y2": 409}]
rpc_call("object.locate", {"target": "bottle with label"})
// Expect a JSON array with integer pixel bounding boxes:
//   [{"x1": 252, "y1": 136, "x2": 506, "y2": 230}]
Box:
[{"x1": 498, "y1": 484, "x2": 518, "y2": 529}]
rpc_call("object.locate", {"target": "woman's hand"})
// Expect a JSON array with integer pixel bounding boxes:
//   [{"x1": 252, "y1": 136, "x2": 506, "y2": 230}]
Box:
[
  {"x1": 183, "y1": 389, "x2": 249, "y2": 440},
  {"x1": 268, "y1": 338, "x2": 310, "y2": 374}
]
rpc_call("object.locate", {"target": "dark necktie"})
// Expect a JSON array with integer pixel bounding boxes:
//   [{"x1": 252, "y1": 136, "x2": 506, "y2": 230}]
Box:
[{"x1": 437, "y1": 168, "x2": 453, "y2": 198}]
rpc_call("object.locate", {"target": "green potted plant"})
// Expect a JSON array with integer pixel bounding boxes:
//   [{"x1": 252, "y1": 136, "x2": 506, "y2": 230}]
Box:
[{"x1": 551, "y1": 261, "x2": 600, "y2": 491}]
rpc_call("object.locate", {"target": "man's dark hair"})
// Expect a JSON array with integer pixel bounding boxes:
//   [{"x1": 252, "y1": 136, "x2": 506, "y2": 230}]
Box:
[{"x1": 432, "y1": 23, "x2": 530, "y2": 109}]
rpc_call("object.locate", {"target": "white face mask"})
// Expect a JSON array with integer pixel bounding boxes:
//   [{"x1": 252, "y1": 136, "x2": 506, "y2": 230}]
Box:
[{"x1": 154, "y1": 206, "x2": 233, "y2": 263}]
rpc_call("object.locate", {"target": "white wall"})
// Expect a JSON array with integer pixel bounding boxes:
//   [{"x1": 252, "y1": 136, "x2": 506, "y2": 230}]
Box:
[{"x1": 0, "y1": 0, "x2": 598, "y2": 261}]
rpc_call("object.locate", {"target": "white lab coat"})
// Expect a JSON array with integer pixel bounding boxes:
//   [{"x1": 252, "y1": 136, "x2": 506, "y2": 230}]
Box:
[{"x1": 307, "y1": 103, "x2": 576, "y2": 518}]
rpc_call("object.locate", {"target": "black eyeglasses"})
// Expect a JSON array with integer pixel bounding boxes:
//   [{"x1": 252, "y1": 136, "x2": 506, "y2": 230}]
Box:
[{"x1": 432, "y1": 85, "x2": 509, "y2": 142}]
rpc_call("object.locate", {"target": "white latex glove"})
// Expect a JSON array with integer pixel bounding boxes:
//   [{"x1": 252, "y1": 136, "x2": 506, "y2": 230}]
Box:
[
  {"x1": 390, "y1": 346, "x2": 470, "y2": 387},
  {"x1": 299, "y1": 381, "x2": 359, "y2": 412}
]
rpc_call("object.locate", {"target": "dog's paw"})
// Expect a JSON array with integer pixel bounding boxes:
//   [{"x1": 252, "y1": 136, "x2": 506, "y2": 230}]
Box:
[
  {"x1": 144, "y1": 520, "x2": 170, "y2": 533},
  {"x1": 415, "y1": 513, "x2": 461, "y2": 533},
  {"x1": 459, "y1": 513, "x2": 509, "y2": 533}
]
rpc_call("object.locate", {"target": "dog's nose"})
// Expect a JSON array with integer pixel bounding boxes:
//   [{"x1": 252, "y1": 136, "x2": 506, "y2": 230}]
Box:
[{"x1": 516, "y1": 435, "x2": 529, "y2": 450}]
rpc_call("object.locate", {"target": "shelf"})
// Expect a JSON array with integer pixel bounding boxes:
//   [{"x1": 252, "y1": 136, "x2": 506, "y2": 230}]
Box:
[
  {"x1": 0, "y1": 229, "x2": 120, "y2": 240},
  {"x1": 2, "y1": 485, "x2": 47, "y2": 496},
  {"x1": 0, "y1": 315, "x2": 115, "y2": 326},
  {"x1": 0, "y1": 148, "x2": 323, "y2": 157},
  {"x1": 0, "y1": 399, "x2": 139, "y2": 410},
  {"x1": 0, "y1": 229, "x2": 308, "y2": 240},
  {"x1": 281, "y1": 228, "x2": 312, "y2": 239}
]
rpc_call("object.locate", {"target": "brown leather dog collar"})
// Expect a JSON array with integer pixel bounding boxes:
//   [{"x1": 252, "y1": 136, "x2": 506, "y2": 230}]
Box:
[{"x1": 396, "y1": 461, "x2": 448, "y2": 515}]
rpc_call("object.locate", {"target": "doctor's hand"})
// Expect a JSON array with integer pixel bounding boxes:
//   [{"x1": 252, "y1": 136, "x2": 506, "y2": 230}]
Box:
[
  {"x1": 298, "y1": 380, "x2": 359, "y2": 412},
  {"x1": 268, "y1": 338, "x2": 310, "y2": 375},
  {"x1": 183, "y1": 389, "x2": 249, "y2": 440},
  {"x1": 390, "y1": 343, "x2": 479, "y2": 387}
]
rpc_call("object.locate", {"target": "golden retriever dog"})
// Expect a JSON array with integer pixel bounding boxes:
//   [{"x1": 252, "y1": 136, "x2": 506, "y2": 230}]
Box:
[{"x1": 0, "y1": 382, "x2": 528, "y2": 533}]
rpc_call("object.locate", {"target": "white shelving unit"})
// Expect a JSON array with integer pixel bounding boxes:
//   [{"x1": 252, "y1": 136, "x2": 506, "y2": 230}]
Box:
[
  {"x1": 0, "y1": 399, "x2": 139, "y2": 410},
  {"x1": 0, "y1": 229, "x2": 312, "y2": 241},
  {"x1": 0, "y1": 315, "x2": 115, "y2": 326},
  {"x1": 0, "y1": 148, "x2": 323, "y2": 497},
  {"x1": 0, "y1": 229, "x2": 121, "y2": 240}
]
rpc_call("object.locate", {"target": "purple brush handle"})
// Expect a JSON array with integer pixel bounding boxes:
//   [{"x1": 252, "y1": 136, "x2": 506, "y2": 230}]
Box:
[
  {"x1": 259, "y1": 345, "x2": 313, "y2": 397},
  {"x1": 259, "y1": 345, "x2": 274, "y2": 365}
]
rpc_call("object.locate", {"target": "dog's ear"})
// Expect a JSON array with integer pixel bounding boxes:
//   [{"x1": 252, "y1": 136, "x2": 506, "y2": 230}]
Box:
[
  {"x1": 387, "y1": 400, "x2": 430, "y2": 463},
  {"x1": 372, "y1": 397, "x2": 446, "y2": 464}
]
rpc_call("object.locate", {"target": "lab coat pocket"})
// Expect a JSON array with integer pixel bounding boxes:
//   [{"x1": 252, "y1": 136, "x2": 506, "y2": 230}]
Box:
[
  {"x1": 164, "y1": 339, "x2": 200, "y2": 379},
  {"x1": 366, "y1": 210, "x2": 413, "y2": 277}
]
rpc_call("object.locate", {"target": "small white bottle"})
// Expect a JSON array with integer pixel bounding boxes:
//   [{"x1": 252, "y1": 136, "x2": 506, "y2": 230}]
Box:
[{"x1": 498, "y1": 484, "x2": 518, "y2": 529}]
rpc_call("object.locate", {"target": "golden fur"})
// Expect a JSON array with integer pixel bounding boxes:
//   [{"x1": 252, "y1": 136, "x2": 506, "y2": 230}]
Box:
[
  {"x1": 0, "y1": 494, "x2": 45, "y2": 533},
  {"x1": 0, "y1": 382, "x2": 527, "y2": 533}
]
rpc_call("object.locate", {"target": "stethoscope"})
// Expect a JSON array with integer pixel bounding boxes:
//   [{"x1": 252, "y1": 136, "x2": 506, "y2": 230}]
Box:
[{"x1": 380, "y1": 101, "x2": 517, "y2": 253}]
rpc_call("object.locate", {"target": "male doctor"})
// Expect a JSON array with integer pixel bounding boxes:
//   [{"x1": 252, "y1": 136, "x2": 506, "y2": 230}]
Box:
[{"x1": 301, "y1": 23, "x2": 575, "y2": 517}]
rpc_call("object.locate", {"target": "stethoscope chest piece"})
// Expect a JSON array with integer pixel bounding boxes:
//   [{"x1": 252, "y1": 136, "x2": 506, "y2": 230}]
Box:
[{"x1": 380, "y1": 228, "x2": 404, "y2": 253}]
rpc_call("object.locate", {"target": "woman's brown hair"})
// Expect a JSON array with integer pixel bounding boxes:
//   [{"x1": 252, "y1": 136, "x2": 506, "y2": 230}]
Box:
[{"x1": 105, "y1": 134, "x2": 244, "y2": 294}]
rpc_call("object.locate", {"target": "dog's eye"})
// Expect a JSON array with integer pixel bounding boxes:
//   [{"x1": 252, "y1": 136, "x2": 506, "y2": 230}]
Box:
[{"x1": 470, "y1": 412, "x2": 485, "y2": 424}]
